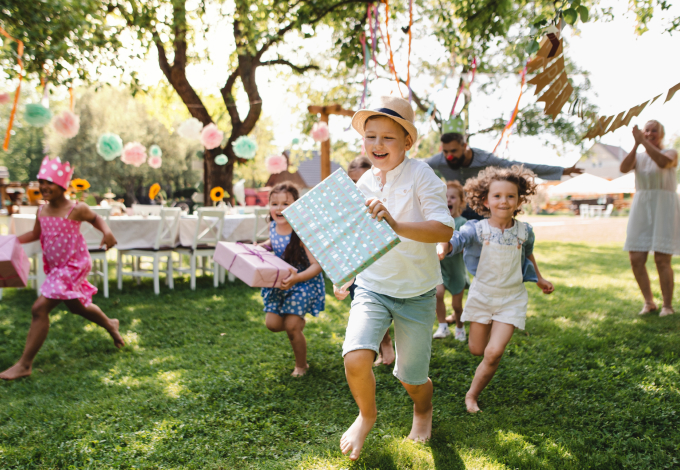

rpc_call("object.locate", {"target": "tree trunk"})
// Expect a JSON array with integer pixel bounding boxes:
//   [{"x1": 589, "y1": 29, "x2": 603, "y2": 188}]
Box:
[{"x1": 203, "y1": 146, "x2": 234, "y2": 205}]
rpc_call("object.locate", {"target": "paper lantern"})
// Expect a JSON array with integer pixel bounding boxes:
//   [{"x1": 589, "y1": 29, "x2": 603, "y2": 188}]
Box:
[
  {"x1": 97, "y1": 133, "x2": 124, "y2": 161},
  {"x1": 149, "y1": 183, "x2": 161, "y2": 200},
  {"x1": 53, "y1": 110, "x2": 80, "y2": 138},
  {"x1": 311, "y1": 122, "x2": 330, "y2": 142},
  {"x1": 148, "y1": 156, "x2": 162, "y2": 169},
  {"x1": 214, "y1": 154, "x2": 228, "y2": 166},
  {"x1": 0, "y1": 92, "x2": 10, "y2": 105},
  {"x1": 200, "y1": 123, "x2": 224, "y2": 150},
  {"x1": 265, "y1": 154, "x2": 288, "y2": 174},
  {"x1": 25, "y1": 103, "x2": 53, "y2": 127},
  {"x1": 177, "y1": 118, "x2": 203, "y2": 140},
  {"x1": 232, "y1": 135, "x2": 257, "y2": 159},
  {"x1": 121, "y1": 142, "x2": 147, "y2": 167},
  {"x1": 149, "y1": 144, "x2": 162, "y2": 158}
]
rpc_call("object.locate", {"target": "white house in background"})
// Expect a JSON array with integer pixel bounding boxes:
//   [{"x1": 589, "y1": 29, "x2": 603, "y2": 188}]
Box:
[{"x1": 579, "y1": 143, "x2": 627, "y2": 180}]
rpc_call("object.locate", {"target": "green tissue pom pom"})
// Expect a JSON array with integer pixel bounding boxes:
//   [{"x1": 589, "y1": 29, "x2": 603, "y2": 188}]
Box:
[
  {"x1": 25, "y1": 104, "x2": 53, "y2": 127},
  {"x1": 97, "y1": 133, "x2": 124, "y2": 161},
  {"x1": 292, "y1": 138, "x2": 300, "y2": 145},
  {"x1": 232, "y1": 135, "x2": 258, "y2": 160},
  {"x1": 214, "y1": 154, "x2": 229, "y2": 165},
  {"x1": 149, "y1": 144, "x2": 163, "y2": 158}
]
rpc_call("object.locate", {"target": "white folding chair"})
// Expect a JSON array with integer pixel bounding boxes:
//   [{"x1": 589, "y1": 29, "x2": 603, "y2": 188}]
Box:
[
  {"x1": 174, "y1": 208, "x2": 226, "y2": 290},
  {"x1": 132, "y1": 204, "x2": 162, "y2": 216},
  {"x1": 579, "y1": 204, "x2": 589, "y2": 218},
  {"x1": 117, "y1": 208, "x2": 181, "y2": 295},
  {"x1": 82, "y1": 207, "x2": 112, "y2": 298},
  {"x1": 252, "y1": 207, "x2": 270, "y2": 244},
  {"x1": 603, "y1": 204, "x2": 614, "y2": 218},
  {"x1": 17, "y1": 206, "x2": 39, "y2": 215}
]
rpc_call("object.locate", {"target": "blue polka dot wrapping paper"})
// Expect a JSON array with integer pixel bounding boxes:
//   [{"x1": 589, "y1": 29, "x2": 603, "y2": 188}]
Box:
[{"x1": 282, "y1": 169, "x2": 401, "y2": 286}]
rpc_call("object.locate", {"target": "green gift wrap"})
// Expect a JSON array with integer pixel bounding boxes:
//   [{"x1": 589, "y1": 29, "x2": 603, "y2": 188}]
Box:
[{"x1": 283, "y1": 169, "x2": 400, "y2": 285}]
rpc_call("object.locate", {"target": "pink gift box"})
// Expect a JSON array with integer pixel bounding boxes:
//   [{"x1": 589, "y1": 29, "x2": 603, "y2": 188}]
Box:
[
  {"x1": 213, "y1": 242, "x2": 297, "y2": 288},
  {"x1": 0, "y1": 235, "x2": 30, "y2": 288}
]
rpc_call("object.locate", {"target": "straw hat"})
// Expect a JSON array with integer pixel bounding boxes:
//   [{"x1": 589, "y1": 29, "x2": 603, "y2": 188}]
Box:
[{"x1": 351, "y1": 96, "x2": 418, "y2": 143}]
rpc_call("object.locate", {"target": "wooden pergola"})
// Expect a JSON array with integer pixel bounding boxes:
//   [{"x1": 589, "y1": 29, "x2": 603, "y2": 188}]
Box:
[{"x1": 307, "y1": 104, "x2": 355, "y2": 180}]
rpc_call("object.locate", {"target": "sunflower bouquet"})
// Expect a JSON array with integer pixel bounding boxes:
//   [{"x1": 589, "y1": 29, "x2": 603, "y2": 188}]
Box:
[
  {"x1": 149, "y1": 183, "x2": 167, "y2": 205},
  {"x1": 70, "y1": 178, "x2": 90, "y2": 202}
]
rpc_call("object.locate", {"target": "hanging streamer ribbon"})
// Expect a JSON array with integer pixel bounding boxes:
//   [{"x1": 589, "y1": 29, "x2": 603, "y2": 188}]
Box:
[
  {"x1": 493, "y1": 65, "x2": 527, "y2": 154},
  {"x1": 407, "y1": 0, "x2": 413, "y2": 102},
  {"x1": 381, "y1": 0, "x2": 403, "y2": 97},
  {"x1": 359, "y1": 33, "x2": 369, "y2": 109},
  {"x1": 0, "y1": 27, "x2": 25, "y2": 152},
  {"x1": 449, "y1": 58, "x2": 477, "y2": 117},
  {"x1": 372, "y1": 3, "x2": 379, "y2": 76}
]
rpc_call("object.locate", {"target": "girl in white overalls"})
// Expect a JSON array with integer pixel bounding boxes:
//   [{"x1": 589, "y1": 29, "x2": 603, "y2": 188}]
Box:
[{"x1": 444, "y1": 165, "x2": 555, "y2": 413}]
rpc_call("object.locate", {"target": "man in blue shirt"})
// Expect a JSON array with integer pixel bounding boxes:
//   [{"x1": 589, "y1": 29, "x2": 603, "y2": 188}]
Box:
[{"x1": 424, "y1": 133, "x2": 583, "y2": 219}]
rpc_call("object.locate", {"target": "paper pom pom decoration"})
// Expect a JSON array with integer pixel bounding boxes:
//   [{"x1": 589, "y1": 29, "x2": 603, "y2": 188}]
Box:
[
  {"x1": 53, "y1": 110, "x2": 80, "y2": 138},
  {"x1": 265, "y1": 154, "x2": 288, "y2": 174},
  {"x1": 149, "y1": 183, "x2": 161, "y2": 200},
  {"x1": 311, "y1": 122, "x2": 330, "y2": 142},
  {"x1": 177, "y1": 118, "x2": 203, "y2": 140},
  {"x1": 292, "y1": 138, "x2": 300, "y2": 145},
  {"x1": 25, "y1": 103, "x2": 53, "y2": 127},
  {"x1": 0, "y1": 92, "x2": 10, "y2": 104},
  {"x1": 149, "y1": 144, "x2": 163, "y2": 158},
  {"x1": 148, "y1": 156, "x2": 162, "y2": 169},
  {"x1": 97, "y1": 133, "x2": 124, "y2": 161},
  {"x1": 210, "y1": 186, "x2": 225, "y2": 202},
  {"x1": 232, "y1": 135, "x2": 257, "y2": 159},
  {"x1": 121, "y1": 142, "x2": 147, "y2": 167},
  {"x1": 71, "y1": 178, "x2": 91, "y2": 191},
  {"x1": 214, "y1": 154, "x2": 229, "y2": 166},
  {"x1": 200, "y1": 123, "x2": 224, "y2": 150}
]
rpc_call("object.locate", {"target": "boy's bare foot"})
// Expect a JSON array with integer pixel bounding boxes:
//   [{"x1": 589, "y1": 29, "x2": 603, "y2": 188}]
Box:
[
  {"x1": 465, "y1": 393, "x2": 481, "y2": 413},
  {"x1": 341, "y1": 413, "x2": 376, "y2": 461},
  {"x1": 0, "y1": 362, "x2": 32, "y2": 381},
  {"x1": 291, "y1": 364, "x2": 309, "y2": 377},
  {"x1": 639, "y1": 302, "x2": 658, "y2": 315},
  {"x1": 373, "y1": 353, "x2": 384, "y2": 366},
  {"x1": 109, "y1": 319, "x2": 125, "y2": 349},
  {"x1": 379, "y1": 339, "x2": 395, "y2": 366},
  {"x1": 407, "y1": 405, "x2": 432, "y2": 442}
]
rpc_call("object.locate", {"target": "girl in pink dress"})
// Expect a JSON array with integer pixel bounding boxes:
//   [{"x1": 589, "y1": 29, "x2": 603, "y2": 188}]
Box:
[{"x1": 0, "y1": 157, "x2": 124, "y2": 381}]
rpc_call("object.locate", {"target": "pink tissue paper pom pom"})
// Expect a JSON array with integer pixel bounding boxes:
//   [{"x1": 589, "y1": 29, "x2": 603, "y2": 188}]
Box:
[
  {"x1": 265, "y1": 154, "x2": 288, "y2": 174},
  {"x1": 200, "y1": 123, "x2": 224, "y2": 150},
  {"x1": 148, "y1": 155, "x2": 162, "y2": 169},
  {"x1": 311, "y1": 122, "x2": 330, "y2": 142},
  {"x1": 0, "y1": 92, "x2": 10, "y2": 105},
  {"x1": 53, "y1": 110, "x2": 80, "y2": 138},
  {"x1": 121, "y1": 142, "x2": 147, "y2": 167}
]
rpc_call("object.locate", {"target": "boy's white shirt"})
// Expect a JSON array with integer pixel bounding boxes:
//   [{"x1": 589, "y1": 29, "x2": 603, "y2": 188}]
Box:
[{"x1": 355, "y1": 157, "x2": 455, "y2": 298}]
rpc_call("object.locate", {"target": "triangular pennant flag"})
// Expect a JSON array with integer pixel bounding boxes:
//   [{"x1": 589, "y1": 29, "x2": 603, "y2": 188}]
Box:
[
  {"x1": 622, "y1": 101, "x2": 649, "y2": 126},
  {"x1": 649, "y1": 93, "x2": 663, "y2": 105},
  {"x1": 544, "y1": 83, "x2": 573, "y2": 119},
  {"x1": 665, "y1": 82, "x2": 680, "y2": 103},
  {"x1": 605, "y1": 111, "x2": 626, "y2": 134},
  {"x1": 528, "y1": 57, "x2": 565, "y2": 96},
  {"x1": 537, "y1": 72, "x2": 569, "y2": 105}
]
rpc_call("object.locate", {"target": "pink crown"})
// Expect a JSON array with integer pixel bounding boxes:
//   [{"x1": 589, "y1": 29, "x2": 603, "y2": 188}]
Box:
[{"x1": 37, "y1": 156, "x2": 74, "y2": 189}]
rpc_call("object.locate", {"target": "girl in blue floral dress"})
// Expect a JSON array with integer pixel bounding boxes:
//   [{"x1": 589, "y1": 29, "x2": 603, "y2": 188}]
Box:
[{"x1": 260, "y1": 183, "x2": 325, "y2": 377}]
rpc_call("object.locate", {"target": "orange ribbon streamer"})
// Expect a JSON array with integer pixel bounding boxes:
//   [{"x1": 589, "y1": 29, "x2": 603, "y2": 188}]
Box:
[
  {"x1": 0, "y1": 27, "x2": 24, "y2": 152},
  {"x1": 381, "y1": 0, "x2": 403, "y2": 98},
  {"x1": 407, "y1": 0, "x2": 413, "y2": 101},
  {"x1": 493, "y1": 66, "x2": 527, "y2": 154}
]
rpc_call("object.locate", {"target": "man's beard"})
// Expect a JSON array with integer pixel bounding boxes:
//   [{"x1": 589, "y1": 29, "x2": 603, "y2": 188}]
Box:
[{"x1": 445, "y1": 156, "x2": 466, "y2": 170}]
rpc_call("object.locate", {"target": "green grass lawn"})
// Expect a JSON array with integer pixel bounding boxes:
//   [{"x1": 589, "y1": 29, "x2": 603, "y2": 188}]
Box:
[{"x1": 1, "y1": 242, "x2": 679, "y2": 469}]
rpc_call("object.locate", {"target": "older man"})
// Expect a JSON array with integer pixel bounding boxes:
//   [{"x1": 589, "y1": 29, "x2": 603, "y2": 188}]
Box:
[{"x1": 424, "y1": 132, "x2": 583, "y2": 219}]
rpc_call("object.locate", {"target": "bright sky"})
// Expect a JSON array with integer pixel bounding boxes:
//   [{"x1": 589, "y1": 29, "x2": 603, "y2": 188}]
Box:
[{"x1": 34, "y1": 0, "x2": 680, "y2": 169}]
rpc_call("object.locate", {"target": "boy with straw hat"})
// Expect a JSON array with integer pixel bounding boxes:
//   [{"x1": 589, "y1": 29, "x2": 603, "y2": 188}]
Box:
[{"x1": 340, "y1": 96, "x2": 455, "y2": 460}]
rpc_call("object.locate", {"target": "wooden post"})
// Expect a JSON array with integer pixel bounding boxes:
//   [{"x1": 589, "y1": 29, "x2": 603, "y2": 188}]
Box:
[{"x1": 308, "y1": 104, "x2": 355, "y2": 181}]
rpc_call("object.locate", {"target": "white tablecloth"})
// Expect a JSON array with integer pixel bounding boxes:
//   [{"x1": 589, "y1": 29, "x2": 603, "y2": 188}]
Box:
[{"x1": 10, "y1": 213, "x2": 268, "y2": 251}]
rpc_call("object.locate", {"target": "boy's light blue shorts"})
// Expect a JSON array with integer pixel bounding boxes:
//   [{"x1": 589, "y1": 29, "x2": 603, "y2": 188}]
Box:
[{"x1": 342, "y1": 285, "x2": 437, "y2": 386}]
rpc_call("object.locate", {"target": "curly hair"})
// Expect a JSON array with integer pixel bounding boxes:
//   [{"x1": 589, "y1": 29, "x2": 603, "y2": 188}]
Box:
[{"x1": 463, "y1": 165, "x2": 538, "y2": 217}]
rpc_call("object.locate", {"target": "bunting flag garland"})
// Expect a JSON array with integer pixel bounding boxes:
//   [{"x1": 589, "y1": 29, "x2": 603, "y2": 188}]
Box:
[
  {"x1": 527, "y1": 32, "x2": 573, "y2": 120},
  {"x1": 583, "y1": 81, "x2": 680, "y2": 140},
  {"x1": 0, "y1": 27, "x2": 24, "y2": 152},
  {"x1": 493, "y1": 66, "x2": 528, "y2": 154}
]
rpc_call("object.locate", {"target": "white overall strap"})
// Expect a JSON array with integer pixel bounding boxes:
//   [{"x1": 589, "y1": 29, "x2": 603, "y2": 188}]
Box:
[{"x1": 480, "y1": 219, "x2": 492, "y2": 244}]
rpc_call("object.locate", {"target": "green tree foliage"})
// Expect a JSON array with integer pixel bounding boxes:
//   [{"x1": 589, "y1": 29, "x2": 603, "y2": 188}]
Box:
[
  {"x1": 46, "y1": 87, "x2": 200, "y2": 202},
  {"x1": 629, "y1": 0, "x2": 679, "y2": 34}
]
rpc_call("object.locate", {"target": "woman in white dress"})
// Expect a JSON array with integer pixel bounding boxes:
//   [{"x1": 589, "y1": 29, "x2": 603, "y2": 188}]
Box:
[{"x1": 621, "y1": 120, "x2": 679, "y2": 317}]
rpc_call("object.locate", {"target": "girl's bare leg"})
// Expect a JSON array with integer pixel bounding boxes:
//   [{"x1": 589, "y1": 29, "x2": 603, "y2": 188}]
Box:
[
  {"x1": 0, "y1": 296, "x2": 61, "y2": 380},
  {"x1": 465, "y1": 321, "x2": 515, "y2": 413},
  {"x1": 64, "y1": 299, "x2": 124, "y2": 348},
  {"x1": 284, "y1": 314, "x2": 308, "y2": 376},
  {"x1": 653, "y1": 252, "x2": 674, "y2": 310},
  {"x1": 629, "y1": 251, "x2": 657, "y2": 312}
]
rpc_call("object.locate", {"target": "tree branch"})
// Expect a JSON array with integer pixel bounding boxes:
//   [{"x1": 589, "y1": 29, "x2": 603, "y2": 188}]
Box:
[
  {"x1": 259, "y1": 58, "x2": 319, "y2": 74},
  {"x1": 220, "y1": 66, "x2": 242, "y2": 129}
]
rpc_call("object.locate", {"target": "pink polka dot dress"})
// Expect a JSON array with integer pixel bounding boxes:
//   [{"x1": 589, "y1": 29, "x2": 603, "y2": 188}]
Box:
[{"x1": 39, "y1": 204, "x2": 97, "y2": 306}]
